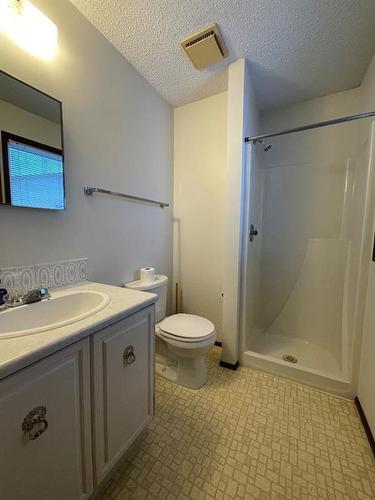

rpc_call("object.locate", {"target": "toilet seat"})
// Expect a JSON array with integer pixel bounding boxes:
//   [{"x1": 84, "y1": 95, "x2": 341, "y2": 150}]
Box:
[{"x1": 158, "y1": 314, "x2": 215, "y2": 343}]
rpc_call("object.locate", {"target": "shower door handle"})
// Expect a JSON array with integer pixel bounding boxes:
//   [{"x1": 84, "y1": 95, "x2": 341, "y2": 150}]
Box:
[{"x1": 249, "y1": 224, "x2": 258, "y2": 242}]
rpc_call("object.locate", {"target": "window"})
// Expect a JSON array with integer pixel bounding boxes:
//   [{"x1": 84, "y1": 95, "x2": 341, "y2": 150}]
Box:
[{"x1": 1, "y1": 132, "x2": 64, "y2": 210}]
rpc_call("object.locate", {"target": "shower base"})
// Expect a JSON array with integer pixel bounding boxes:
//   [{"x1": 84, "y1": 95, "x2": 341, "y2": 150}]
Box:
[
  {"x1": 241, "y1": 332, "x2": 352, "y2": 397},
  {"x1": 252, "y1": 331, "x2": 341, "y2": 374}
]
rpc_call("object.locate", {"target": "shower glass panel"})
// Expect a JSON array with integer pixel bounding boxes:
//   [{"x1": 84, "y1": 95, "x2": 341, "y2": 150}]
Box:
[{"x1": 243, "y1": 114, "x2": 375, "y2": 392}]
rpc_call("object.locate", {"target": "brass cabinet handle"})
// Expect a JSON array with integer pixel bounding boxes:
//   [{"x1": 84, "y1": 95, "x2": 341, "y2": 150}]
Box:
[
  {"x1": 22, "y1": 406, "x2": 48, "y2": 440},
  {"x1": 123, "y1": 345, "x2": 136, "y2": 366}
]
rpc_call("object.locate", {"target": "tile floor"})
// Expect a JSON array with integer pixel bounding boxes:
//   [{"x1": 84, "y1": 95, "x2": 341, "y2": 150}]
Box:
[{"x1": 100, "y1": 347, "x2": 375, "y2": 499}]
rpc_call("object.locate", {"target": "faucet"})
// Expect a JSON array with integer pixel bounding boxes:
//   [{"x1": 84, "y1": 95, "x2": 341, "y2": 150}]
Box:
[
  {"x1": 0, "y1": 273, "x2": 8, "y2": 310},
  {"x1": 0, "y1": 287, "x2": 7, "y2": 310},
  {"x1": 4, "y1": 287, "x2": 51, "y2": 309}
]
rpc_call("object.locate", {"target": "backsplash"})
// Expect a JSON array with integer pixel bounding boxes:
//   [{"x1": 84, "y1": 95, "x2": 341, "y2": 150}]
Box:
[{"x1": 0, "y1": 258, "x2": 88, "y2": 291}]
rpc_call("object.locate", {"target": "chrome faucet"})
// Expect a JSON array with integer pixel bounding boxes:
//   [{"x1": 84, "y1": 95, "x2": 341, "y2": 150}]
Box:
[
  {"x1": 0, "y1": 287, "x2": 7, "y2": 310},
  {"x1": 4, "y1": 287, "x2": 51, "y2": 309}
]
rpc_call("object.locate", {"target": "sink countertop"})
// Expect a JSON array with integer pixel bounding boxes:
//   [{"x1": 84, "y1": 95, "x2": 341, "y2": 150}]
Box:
[{"x1": 0, "y1": 281, "x2": 157, "y2": 380}]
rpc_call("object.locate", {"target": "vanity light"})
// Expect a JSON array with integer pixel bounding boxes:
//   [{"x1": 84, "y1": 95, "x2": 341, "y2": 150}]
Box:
[{"x1": 0, "y1": 0, "x2": 57, "y2": 60}]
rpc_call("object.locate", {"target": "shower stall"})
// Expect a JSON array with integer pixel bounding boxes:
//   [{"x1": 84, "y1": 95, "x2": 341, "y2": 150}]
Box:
[{"x1": 240, "y1": 106, "x2": 375, "y2": 396}]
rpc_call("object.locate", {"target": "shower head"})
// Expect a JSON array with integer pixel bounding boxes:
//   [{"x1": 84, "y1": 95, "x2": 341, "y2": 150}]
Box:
[{"x1": 253, "y1": 139, "x2": 272, "y2": 152}]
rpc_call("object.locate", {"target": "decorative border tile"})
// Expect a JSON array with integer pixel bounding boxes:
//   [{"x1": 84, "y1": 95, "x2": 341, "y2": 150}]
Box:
[{"x1": 0, "y1": 258, "x2": 88, "y2": 291}]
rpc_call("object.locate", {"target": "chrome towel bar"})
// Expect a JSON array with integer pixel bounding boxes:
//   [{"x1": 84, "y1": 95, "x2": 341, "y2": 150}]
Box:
[{"x1": 83, "y1": 186, "x2": 169, "y2": 208}]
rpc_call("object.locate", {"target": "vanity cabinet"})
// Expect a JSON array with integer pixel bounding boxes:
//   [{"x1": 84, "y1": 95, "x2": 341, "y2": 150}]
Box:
[
  {"x1": 92, "y1": 305, "x2": 155, "y2": 484},
  {"x1": 0, "y1": 339, "x2": 93, "y2": 500},
  {"x1": 0, "y1": 302, "x2": 155, "y2": 498}
]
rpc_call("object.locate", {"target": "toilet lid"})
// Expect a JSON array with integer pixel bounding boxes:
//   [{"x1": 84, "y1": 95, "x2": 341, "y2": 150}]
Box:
[{"x1": 158, "y1": 314, "x2": 215, "y2": 340}]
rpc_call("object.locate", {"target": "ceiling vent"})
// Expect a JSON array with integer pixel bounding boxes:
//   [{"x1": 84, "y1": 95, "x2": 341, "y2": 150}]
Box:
[{"x1": 180, "y1": 24, "x2": 228, "y2": 70}]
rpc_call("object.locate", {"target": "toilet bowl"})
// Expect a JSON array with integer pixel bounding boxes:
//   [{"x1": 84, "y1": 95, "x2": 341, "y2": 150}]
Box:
[
  {"x1": 124, "y1": 275, "x2": 216, "y2": 389},
  {"x1": 156, "y1": 313, "x2": 216, "y2": 388}
]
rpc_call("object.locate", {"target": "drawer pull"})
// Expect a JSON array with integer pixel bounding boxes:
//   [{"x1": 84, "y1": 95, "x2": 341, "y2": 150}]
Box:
[
  {"x1": 22, "y1": 406, "x2": 48, "y2": 440},
  {"x1": 123, "y1": 345, "x2": 136, "y2": 365}
]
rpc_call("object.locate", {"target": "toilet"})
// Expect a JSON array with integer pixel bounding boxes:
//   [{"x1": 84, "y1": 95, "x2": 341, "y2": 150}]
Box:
[{"x1": 125, "y1": 275, "x2": 216, "y2": 389}]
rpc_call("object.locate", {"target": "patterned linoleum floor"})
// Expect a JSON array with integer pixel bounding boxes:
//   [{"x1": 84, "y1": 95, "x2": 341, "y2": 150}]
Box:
[{"x1": 100, "y1": 347, "x2": 375, "y2": 499}]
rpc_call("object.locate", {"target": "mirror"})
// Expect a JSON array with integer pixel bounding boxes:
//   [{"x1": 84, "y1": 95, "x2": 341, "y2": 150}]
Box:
[{"x1": 0, "y1": 70, "x2": 64, "y2": 210}]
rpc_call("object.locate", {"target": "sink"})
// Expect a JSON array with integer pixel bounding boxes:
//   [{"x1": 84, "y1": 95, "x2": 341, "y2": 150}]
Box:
[{"x1": 0, "y1": 290, "x2": 110, "y2": 339}]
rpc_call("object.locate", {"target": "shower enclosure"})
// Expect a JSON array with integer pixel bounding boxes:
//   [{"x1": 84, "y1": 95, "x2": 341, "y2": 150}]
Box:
[{"x1": 241, "y1": 107, "x2": 375, "y2": 396}]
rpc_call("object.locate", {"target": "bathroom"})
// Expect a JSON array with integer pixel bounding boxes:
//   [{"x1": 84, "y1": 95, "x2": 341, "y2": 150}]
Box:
[{"x1": 0, "y1": 0, "x2": 375, "y2": 498}]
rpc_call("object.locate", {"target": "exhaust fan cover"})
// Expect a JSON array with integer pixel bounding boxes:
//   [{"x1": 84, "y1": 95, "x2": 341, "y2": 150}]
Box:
[{"x1": 180, "y1": 24, "x2": 228, "y2": 70}]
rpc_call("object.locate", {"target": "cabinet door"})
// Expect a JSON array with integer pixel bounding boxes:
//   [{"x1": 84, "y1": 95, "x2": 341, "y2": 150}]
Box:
[
  {"x1": 0, "y1": 339, "x2": 93, "y2": 500},
  {"x1": 92, "y1": 305, "x2": 155, "y2": 484}
]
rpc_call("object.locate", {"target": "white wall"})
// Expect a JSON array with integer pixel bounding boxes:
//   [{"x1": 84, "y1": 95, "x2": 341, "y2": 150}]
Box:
[
  {"x1": 173, "y1": 92, "x2": 227, "y2": 340},
  {"x1": 359, "y1": 239, "x2": 375, "y2": 434},
  {"x1": 242, "y1": 146, "x2": 264, "y2": 351},
  {"x1": 0, "y1": 0, "x2": 173, "y2": 288},
  {"x1": 345, "y1": 121, "x2": 375, "y2": 379},
  {"x1": 240, "y1": 80, "x2": 262, "y2": 354},
  {"x1": 358, "y1": 52, "x2": 375, "y2": 434},
  {"x1": 222, "y1": 58, "x2": 259, "y2": 364}
]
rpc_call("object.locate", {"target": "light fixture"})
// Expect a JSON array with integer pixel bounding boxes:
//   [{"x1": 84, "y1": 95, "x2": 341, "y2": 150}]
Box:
[{"x1": 0, "y1": 0, "x2": 57, "y2": 60}]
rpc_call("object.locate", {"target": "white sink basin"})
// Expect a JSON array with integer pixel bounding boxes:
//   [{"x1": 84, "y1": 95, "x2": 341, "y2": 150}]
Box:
[{"x1": 0, "y1": 290, "x2": 110, "y2": 339}]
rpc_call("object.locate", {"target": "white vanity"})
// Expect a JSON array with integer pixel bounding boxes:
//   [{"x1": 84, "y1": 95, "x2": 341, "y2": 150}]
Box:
[{"x1": 0, "y1": 282, "x2": 156, "y2": 500}]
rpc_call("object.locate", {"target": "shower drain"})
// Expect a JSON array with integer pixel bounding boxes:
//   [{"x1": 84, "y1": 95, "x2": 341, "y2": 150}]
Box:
[{"x1": 282, "y1": 354, "x2": 298, "y2": 364}]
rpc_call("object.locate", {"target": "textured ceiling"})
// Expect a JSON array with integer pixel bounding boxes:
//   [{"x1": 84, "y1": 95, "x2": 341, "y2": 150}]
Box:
[{"x1": 70, "y1": 0, "x2": 375, "y2": 111}]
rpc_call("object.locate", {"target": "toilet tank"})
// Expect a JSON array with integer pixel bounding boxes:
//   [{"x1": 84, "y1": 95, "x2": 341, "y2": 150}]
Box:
[{"x1": 124, "y1": 275, "x2": 168, "y2": 323}]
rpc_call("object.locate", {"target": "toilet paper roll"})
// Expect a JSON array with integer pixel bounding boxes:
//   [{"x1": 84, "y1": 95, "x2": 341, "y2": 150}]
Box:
[{"x1": 140, "y1": 267, "x2": 155, "y2": 282}]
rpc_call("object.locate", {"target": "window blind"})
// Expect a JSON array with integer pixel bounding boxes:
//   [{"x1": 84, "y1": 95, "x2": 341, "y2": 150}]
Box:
[{"x1": 8, "y1": 139, "x2": 64, "y2": 210}]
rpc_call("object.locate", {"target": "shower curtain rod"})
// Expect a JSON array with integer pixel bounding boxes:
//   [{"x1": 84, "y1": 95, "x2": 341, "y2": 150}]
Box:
[{"x1": 244, "y1": 110, "x2": 375, "y2": 143}]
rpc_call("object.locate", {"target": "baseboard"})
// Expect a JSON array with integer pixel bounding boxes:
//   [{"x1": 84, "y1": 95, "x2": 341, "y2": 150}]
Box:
[
  {"x1": 219, "y1": 359, "x2": 239, "y2": 371},
  {"x1": 214, "y1": 341, "x2": 222, "y2": 347},
  {"x1": 355, "y1": 397, "x2": 375, "y2": 457}
]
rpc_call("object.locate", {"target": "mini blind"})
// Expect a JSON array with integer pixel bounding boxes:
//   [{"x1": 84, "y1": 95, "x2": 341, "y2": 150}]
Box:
[{"x1": 8, "y1": 139, "x2": 64, "y2": 210}]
